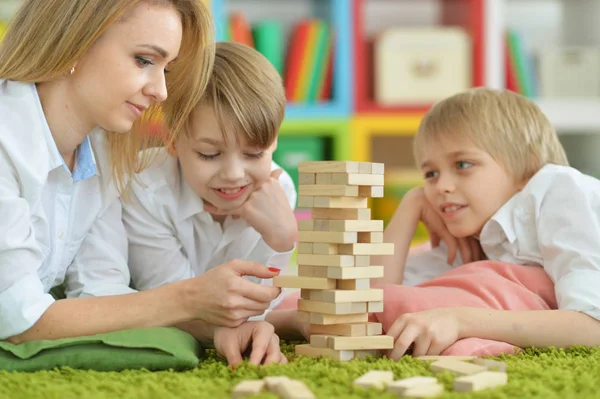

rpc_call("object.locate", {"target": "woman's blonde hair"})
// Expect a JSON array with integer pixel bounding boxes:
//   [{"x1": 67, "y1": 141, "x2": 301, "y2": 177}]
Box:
[
  {"x1": 188, "y1": 41, "x2": 285, "y2": 148},
  {"x1": 414, "y1": 88, "x2": 568, "y2": 183},
  {"x1": 0, "y1": 0, "x2": 215, "y2": 191}
]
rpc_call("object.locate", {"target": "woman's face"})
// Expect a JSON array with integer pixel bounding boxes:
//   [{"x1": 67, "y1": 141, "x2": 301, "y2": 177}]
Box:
[{"x1": 72, "y1": 2, "x2": 182, "y2": 133}]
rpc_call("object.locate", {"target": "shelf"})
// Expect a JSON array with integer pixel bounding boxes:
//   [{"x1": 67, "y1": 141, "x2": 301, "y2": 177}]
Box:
[
  {"x1": 535, "y1": 99, "x2": 600, "y2": 133},
  {"x1": 280, "y1": 119, "x2": 351, "y2": 160}
]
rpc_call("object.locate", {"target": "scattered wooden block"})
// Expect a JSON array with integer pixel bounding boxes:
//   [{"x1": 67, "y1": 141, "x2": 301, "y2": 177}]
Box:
[
  {"x1": 387, "y1": 376, "x2": 438, "y2": 396},
  {"x1": 471, "y1": 358, "x2": 507, "y2": 372},
  {"x1": 312, "y1": 243, "x2": 339, "y2": 255},
  {"x1": 304, "y1": 288, "x2": 384, "y2": 303},
  {"x1": 313, "y1": 196, "x2": 368, "y2": 209},
  {"x1": 273, "y1": 275, "x2": 336, "y2": 290},
  {"x1": 232, "y1": 380, "x2": 265, "y2": 398},
  {"x1": 273, "y1": 378, "x2": 316, "y2": 399},
  {"x1": 430, "y1": 360, "x2": 487, "y2": 376},
  {"x1": 298, "y1": 161, "x2": 359, "y2": 173},
  {"x1": 295, "y1": 343, "x2": 354, "y2": 361},
  {"x1": 416, "y1": 356, "x2": 477, "y2": 362},
  {"x1": 327, "y1": 265, "x2": 384, "y2": 280},
  {"x1": 354, "y1": 370, "x2": 394, "y2": 389},
  {"x1": 358, "y1": 232, "x2": 384, "y2": 243},
  {"x1": 298, "y1": 231, "x2": 357, "y2": 244},
  {"x1": 296, "y1": 254, "x2": 355, "y2": 267},
  {"x1": 298, "y1": 310, "x2": 369, "y2": 325},
  {"x1": 311, "y1": 207, "x2": 371, "y2": 220},
  {"x1": 401, "y1": 383, "x2": 444, "y2": 398},
  {"x1": 298, "y1": 299, "x2": 367, "y2": 315},
  {"x1": 297, "y1": 242, "x2": 314, "y2": 254},
  {"x1": 299, "y1": 184, "x2": 359, "y2": 197},
  {"x1": 453, "y1": 371, "x2": 508, "y2": 392},
  {"x1": 337, "y1": 278, "x2": 370, "y2": 290},
  {"x1": 359, "y1": 186, "x2": 384, "y2": 198},
  {"x1": 298, "y1": 196, "x2": 313, "y2": 208},
  {"x1": 329, "y1": 335, "x2": 394, "y2": 350},
  {"x1": 263, "y1": 376, "x2": 291, "y2": 391},
  {"x1": 298, "y1": 173, "x2": 316, "y2": 185},
  {"x1": 338, "y1": 243, "x2": 394, "y2": 255}
]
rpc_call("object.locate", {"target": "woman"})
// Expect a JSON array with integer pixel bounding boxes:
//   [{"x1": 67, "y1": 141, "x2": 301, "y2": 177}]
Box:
[{"x1": 0, "y1": 0, "x2": 286, "y2": 366}]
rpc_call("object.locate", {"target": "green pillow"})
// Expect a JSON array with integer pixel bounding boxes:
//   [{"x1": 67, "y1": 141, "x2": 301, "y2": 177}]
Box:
[{"x1": 0, "y1": 327, "x2": 202, "y2": 372}]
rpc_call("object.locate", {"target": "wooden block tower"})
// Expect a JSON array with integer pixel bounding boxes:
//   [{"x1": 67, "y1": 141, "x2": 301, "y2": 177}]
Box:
[{"x1": 274, "y1": 161, "x2": 395, "y2": 361}]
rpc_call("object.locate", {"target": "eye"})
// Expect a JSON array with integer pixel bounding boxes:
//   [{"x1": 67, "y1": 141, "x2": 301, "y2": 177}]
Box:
[
  {"x1": 457, "y1": 160, "x2": 473, "y2": 170},
  {"x1": 423, "y1": 170, "x2": 438, "y2": 179},
  {"x1": 135, "y1": 56, "x2": 153, "y2": 68},
  {"x1": 197, "y1": 152, "x2": 219, "y2": 160},
  {"x1": 245, "y1": 151, "x2": 264, "y2": 160}
]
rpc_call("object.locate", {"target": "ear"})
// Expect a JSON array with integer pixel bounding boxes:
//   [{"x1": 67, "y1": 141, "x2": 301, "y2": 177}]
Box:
[
  {"x1": 164, "y1": 136, "x2": 178, "y2": 157},
  {"x1": 270, "y1": 137, "x2": 278, "y2": 152}
]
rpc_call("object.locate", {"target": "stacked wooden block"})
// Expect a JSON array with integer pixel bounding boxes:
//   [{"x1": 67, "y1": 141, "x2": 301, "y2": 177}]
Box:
[{"x1": 274, "y1": 161, "x2": 395, "y2": 361}]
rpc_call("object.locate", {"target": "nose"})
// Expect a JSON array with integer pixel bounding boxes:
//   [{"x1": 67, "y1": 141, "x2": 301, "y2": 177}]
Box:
[
  {"x1": 220, "y1": 157, "x2": 245, "y2": 183},
  {"x1": 435, "y1": 172, "x2": 456, "y2": 194},
  {"x1": 144, "y1": 71, "x2": 168, "y2": 103}
]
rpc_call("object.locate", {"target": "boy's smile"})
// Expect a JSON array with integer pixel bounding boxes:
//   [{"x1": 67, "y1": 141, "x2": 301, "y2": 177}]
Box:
[{"x1": 418, "y1": 136, "x2": 524, "y2": 237}]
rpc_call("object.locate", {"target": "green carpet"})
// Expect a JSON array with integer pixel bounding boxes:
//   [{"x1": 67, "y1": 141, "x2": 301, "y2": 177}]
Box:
[{"x1": 1, "y1": 343, "x2": 600, "y2": 399}]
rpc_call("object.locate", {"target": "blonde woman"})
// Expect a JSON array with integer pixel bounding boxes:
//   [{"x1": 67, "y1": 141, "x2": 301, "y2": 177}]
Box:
[{"x1": 0, "y1": 0, "x2": 286, "y2": 366}]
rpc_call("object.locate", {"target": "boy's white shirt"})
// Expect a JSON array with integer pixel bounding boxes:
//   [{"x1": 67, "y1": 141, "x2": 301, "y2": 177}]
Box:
[
  {"x1": 0, "y1": 80, "x2": 135, "y2": 339},
  {"x1": 122, "y1": 147, "x2": 297, "y2": 320},
  {"x1": 404, "y1": 164, "x2": 600, "y2": 321}
]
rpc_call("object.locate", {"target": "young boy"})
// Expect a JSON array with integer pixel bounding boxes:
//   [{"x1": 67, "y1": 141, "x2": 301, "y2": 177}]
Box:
[
  {"x1": 373, "y1": 87, "x2": 600, "y2": 359},
  {"x1": 121, "y1": 42, "x2": 299, "y2": 363}
]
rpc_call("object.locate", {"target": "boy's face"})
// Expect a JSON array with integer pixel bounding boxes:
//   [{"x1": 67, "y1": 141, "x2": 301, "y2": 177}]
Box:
[
  {"x1": 176, "y1": 105, "x2": 276, "y2": 213},
  {"x1": 419, "y1": 135, "x2": 523, "y2": 237}
]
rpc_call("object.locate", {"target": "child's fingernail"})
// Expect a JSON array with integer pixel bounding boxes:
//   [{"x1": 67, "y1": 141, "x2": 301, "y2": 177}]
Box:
[{"x1": 268, "y1": 267, "x2": 280, "y2": 273}]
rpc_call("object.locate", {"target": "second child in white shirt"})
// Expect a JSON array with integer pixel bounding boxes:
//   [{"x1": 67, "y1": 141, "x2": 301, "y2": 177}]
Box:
[{"x1": 122, "y1": 42, "x2": 300, "y2": 346}]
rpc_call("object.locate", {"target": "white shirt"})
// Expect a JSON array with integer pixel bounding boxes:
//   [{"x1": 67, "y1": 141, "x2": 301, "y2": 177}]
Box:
[
  {"x1": 122, "y1": 148, "x2": 297, "y2": 319},
  {"x1": 479, "y1": 164, "x2": 600, "y2": 320},
  {"x1": 0, "y1": 80, "x2": 134, "y2": 339}
]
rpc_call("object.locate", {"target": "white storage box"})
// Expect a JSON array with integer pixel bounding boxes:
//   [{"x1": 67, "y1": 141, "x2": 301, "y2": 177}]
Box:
[{"x1": 538, "y1": 47, "x2": 600, "y2": 99}]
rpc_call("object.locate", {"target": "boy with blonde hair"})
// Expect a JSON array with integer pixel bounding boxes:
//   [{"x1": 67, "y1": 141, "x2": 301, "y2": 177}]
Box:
[
  {"x1": 122, "y1": 42, "x2": 298, "y2": 365},
  {"x1": 372, "y1": 87, "x2": 600, "y2": 359}
]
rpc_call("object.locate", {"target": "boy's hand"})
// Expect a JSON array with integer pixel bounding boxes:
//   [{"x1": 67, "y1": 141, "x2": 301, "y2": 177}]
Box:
[
  {"x1": 386, "y1": 308, "x2": 461, "y2": 359},
  {"x1": 409, "y1": 187, "x2": 482, "y2": 265},
  {"x1": 213, "y1": 321, "x2": 288, "y2": 366},
  {"x1": 206, "y1": 169, "x2": 297, "y2": 252}
]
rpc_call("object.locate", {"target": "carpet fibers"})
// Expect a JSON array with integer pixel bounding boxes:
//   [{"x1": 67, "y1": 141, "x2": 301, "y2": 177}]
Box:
[{"x1": 1, "y1": 343, "x2": 600, "y2": 399}]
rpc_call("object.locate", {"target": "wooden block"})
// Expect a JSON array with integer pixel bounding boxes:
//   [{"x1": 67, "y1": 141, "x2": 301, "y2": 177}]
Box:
[
  {"x1": 273, "y1": 379, "x2": 316, "y2": 399},
  {"x1": 354, "y1": 256, "x2": 371, "y2": 266},
  {"x1": 298, "y1": 231, "x2": 357, "y2": 244},
  {"x1": 232, "y1": 380, "x2": 265, "y2": 398},
  {"x1": 315, "y1": 173, "x2": 332, "y2": 185},
  {"x1": 301, "y1": 311, "x2": 369, "y2": 325},
  {"x1": 298, "y1": 161, "x2": 359, "y2": 173},
  {"x1": 297, "y1": 242, "x2": 314, "y2": 254},
  {"x1": 387, "y1": 377, "x2": 438, "y2": 396},
  {"x1": 302, "y1": 220, "x2": 383, "y2": 233},
  {"x1": 300, "y1": 289, "x2": 312, "y2": 300},
  {"x1": 329, "y1": 335, "x2": 394, "y2": 350},
  {"x1": 295, "y1": 343, "x2": 354, "y2": 361},
  {"x1": 372, "y1": 163, "x2": 385, "y2": 174},
  {"x1": 317, "y1": 289, "x2": 384, "y2": 303},
  {"x1": 313, "y1": 196, "x2": 368, "y2": 209},
  {"x1": 354, "y1": 370, "x2": 394, "y2": 389},
  {"x1": 309, "y1": 323, "x2": 367, "y2": 337},
  {"x1": 453, "y1": 371, "x2": 507, "y2": 392},
  {"x1": 312, "y1": 243, "x2": 339, "y2": 255},
  {"x1": 354, "y1": 350, "x2": 380, "y2": 359},
  {"x1": 367, "y1": 301, "x2": 384, "y2": 312},
  {"x1": 298, "y1": 299, "x2": 367, "y2": 315},
  {"x1": 401, "y1": 383, "x2": 444, "y2": 398},
  {"x1": 311, "y1": 208, "x2": 371, "y2": 220},
  {"x1": 309, "y1": 334, "x2": 330, "y2": 348},
  {"x1": 358, "y1": 162, "x2": 372, "y2": 174},
  {"x1": 327, "y1": 265, "x2": 384, "y2": 280},
  {"x1": 337, "y1": 278, "x2": 370, "y2": 290},
  {"x1": 273, "y1": 275, "x2": 336, "y2": 290},
  {"x1": 338, "y1": 243, "x2": 394, "y2": 255},
  {"x1": 367, "y1": 322, "x2": 383, "y2": 335},
  {"x1": 359, "y1": 186, "x2": 384, "y2": 198},
  {"x1": 297, "y1": 254, "x2": 355, "y2": 267},
  {"x1": 298, "y1": 173, "x2": 315, "y2": 185},
  {"x1": 263, "y1": 376, "x2": 291, "y2": 391},
  {"x1": 298, "y1": 265, "x2": 327, "y2": 278},
  {"x1": 299, "y1": 184, "x2": 359, "y2": 197},
  {"x1": 297, "y1": 196, "x2": 313, "y2": 208},
  {"x1": 329, "y1": 173, "x2": 385, "y2": 186},
  {"x1": 358, "y1": 232, "x2": 384, "y2": 243},
  {"x1": 416, "y1": 356, "x2": 477, "y2": 362},
  {"x1": 430, "y1": 360, "x2": 487, "y2": 376},
  {"x1": 471, "y1": 358, "x2": 507, "y2": 372}
]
